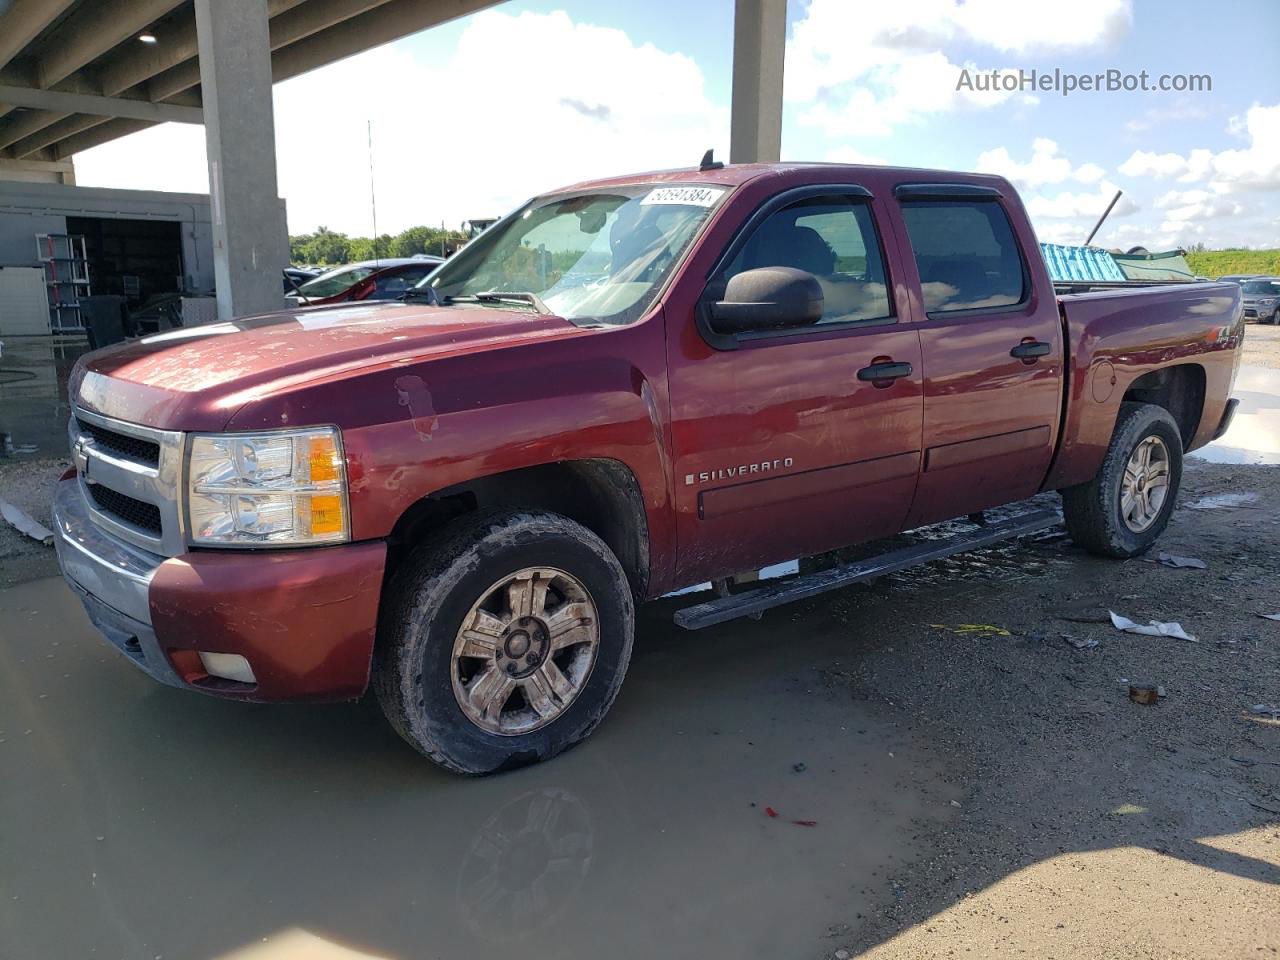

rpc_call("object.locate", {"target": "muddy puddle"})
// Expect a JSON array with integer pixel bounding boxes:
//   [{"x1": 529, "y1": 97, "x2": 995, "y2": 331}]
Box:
[
  {"x1": 0, "y1": 577, "x2": 956, "y2": 960},
  {"x1": 1190, "y1": 364, "x2": 1280, "y2": 465},
  {"x1": 0, "y1": 338, "x2": 86, "y2": 460}
]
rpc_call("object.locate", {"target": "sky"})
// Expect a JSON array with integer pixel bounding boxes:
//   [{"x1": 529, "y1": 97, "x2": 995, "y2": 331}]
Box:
[{"x1": 74, "y1": 0, "x2": 1280, "y2": 250}]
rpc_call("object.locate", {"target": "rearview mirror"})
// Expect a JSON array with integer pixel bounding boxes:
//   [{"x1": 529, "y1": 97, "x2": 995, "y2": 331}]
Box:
[{"x1": 710, "y1": 267, "x2": 824, "y2": 334}]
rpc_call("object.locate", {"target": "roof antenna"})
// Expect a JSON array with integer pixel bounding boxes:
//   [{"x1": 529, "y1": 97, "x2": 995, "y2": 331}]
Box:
[{"x1": 699, "y1": 148, "x2": 724, "y2": 171}]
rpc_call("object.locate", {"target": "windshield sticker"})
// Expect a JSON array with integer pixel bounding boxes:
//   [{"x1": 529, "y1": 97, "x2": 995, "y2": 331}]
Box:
[{"x1": 640, "y1": 186, "x2": 726, "y2": 208}]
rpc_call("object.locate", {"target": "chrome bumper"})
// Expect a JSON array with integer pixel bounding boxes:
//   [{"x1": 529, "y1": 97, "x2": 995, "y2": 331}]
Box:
[{"x1": 52, "y1": 477, "x2": 184, "y2": 688}]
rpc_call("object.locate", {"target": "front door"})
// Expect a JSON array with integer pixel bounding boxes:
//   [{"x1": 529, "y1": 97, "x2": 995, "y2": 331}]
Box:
[
  {"x1": 665, "y1": 189, "x2": 925, "y2": 588},
  {"x1": 890, "y1": 188, "x2": 1064, "y2": 527}
]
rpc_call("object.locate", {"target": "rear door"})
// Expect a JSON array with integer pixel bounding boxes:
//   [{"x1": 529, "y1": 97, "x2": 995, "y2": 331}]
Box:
[
  {"x1": 890, "y1": 184, "x2": 1063, "y2": 527},
  {"x1": 665, "y1": 186, "x2": 924, "y2": 586}
]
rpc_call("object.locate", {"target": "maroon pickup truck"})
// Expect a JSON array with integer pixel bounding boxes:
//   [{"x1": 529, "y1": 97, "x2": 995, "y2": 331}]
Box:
[{"x1": 54, "y1": 162, "x2": 1242, "y2": 774}]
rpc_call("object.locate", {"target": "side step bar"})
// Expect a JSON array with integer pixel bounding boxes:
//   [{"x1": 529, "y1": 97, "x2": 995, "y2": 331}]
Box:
[{"x1": 673, "y1": 509, "x2": 1060, "y2": 630}]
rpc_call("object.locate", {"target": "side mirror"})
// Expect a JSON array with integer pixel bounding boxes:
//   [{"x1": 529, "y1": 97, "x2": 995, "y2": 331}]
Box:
[{"x1": 710, "y1": 267, "x2": 824, "y2": 334}]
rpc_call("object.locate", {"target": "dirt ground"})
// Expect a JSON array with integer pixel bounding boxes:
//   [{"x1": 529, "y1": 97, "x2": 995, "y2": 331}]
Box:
[
  {"x1": 0, "y1": 325, "x2": 1276, "y2": 959},
  {"x1": 822, "y1": 459, "x2": 1280, "y2": 958}
]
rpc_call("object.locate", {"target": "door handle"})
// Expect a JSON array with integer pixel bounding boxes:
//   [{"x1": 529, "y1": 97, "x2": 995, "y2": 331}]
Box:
[
  {"x1": 1010, "y1": 340, "x2": 1052, "y2": 360},
  {"x1": 857, "y1": 360, "x2": 913, "y2": 383}
]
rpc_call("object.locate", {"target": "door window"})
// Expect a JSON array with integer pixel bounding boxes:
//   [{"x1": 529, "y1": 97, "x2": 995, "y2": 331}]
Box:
[
  {"x1": 722, "y1": 196, "x2": 893, "y2": 326},
  {"x1": 899, "y1": 201, "x2": 1026, "y2": 314}
]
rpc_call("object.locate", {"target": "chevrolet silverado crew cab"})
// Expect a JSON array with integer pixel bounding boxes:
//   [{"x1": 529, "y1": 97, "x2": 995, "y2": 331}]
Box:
[{"x1": 54, "y1": 162, "x2": 1243, "y2": 774}]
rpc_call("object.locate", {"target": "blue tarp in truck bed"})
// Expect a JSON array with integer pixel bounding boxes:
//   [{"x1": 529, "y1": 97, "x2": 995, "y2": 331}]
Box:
[{"x1": 1039, "y1": 242, "x2": 1127, "y2": 282}]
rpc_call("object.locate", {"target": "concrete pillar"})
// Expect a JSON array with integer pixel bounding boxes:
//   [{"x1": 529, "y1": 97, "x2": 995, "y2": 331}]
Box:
[
  {"x1": 194, "y1": 0, "x2": 287, "y2": 321},
  {"x1": 729, "y1": 0, "x2": 786, "y2": 164}
]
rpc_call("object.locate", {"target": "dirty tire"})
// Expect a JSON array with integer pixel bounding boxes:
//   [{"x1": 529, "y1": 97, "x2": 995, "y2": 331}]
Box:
[
  {"x1": 1272, "y1": 308, "x2": 1280, "y2": 326},
  {"x1": 374, "y1": 509, "x2": 634, "y2": 775},
  {"x1": 1061, "y1": 401, "x2": 1183, "y2": 558}
]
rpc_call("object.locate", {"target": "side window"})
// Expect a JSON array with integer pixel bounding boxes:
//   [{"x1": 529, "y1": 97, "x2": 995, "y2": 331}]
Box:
[
  {"x1": 899, "y1": 200, "x2": 1026, "y2": 313},
  {"x1": 723, "y1": 196, "x2": 893, "y2": 325}
]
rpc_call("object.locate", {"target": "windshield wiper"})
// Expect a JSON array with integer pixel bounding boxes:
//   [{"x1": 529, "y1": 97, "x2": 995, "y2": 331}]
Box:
[
  {"x1": 471, "y1": 290, "x2": 553, "y2": 314},
  {"x1": 397, "y1": 286, "x2": 442, "y2": 305}
]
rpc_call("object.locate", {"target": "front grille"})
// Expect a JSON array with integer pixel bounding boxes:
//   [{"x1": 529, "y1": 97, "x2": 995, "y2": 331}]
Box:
[
  {"x1": 77, "y1": 418, "x2": 161, "y2": 466},
  {"x1": 87, "y1": 484, "x2": 163, "y2": 535}
]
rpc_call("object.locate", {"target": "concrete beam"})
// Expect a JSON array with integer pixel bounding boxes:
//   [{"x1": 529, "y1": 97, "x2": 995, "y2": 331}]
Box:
[
  {"x1": 36, "y1": 0, "x2": 187, "y2": 90},
  {"x1": 195, "y1": 0, "x2": 289, "y2": 320},
  {"x1": 7, "y1": 114, "x2": 109, "y2": 160},
  {"x1": 271, "y1": 0, "x2": 500, "y2": 83},
  {"x1": 99, "y1": 0, "x2": 308, "y2": 97},
  {"x1": 0, "y1": 0, "x2": 78, "y2": 72},
  {"x1": 150, "y1": 0, "x2": 396, "y2": 103},
  {"x1": 0, "y1": 109, "x2": 64, "y2": 151},
  {"x1": 54, "y1": 118, "x2": 155, "y2": 160},
  {"x1": 729, "y1": 0, "x2": 786, "y2": 164},
  {"x1": 0, "y1": 156, "x2": 76, "y2": 184},
  {"x1": 0, "y1": 84, "x2": 203, "y2": 124}
]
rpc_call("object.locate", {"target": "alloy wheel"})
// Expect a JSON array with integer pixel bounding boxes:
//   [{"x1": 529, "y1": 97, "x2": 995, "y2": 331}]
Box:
[{"x1": 451, "y1": 567, "x2": 600, "y2": 735}]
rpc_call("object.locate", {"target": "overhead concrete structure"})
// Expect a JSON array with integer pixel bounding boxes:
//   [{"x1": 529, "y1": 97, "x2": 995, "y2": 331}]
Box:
[
  {"x1": 0, "y1": 0, "x2": 789, "y2": 317},
  {"x1": 0, "y1": 0, "x2": 502, "y2": 318}
]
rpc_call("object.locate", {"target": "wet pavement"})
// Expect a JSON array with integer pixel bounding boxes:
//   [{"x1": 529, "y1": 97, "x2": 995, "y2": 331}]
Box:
[
  {"x1": 0, "y1": 337, "x2": 86, "y2": 460},
  {"x1": 0, "y1": 577, "x2": 955, "y2": 960},
  {"x1": 1189, "y1": 364, "x2": 1280, "y2": 465}
]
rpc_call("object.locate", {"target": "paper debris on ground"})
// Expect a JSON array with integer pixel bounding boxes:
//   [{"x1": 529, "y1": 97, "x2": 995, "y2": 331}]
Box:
[
  {"x1": 1157, "y1": 552, "x2": 1207, "y2": 569},
  {"x1": 1109, "y1": 611, "x2": 1197, "y2": 642},
  {"x1": 1259, "y1": 613, "x2": 1280, "y2": 622},
  {"x1": 1062, "y1": 634, "x2": 1100, "y2": 649},
  {"x1": 0, "y1": 497, "x2": 54, "y2": 546}
]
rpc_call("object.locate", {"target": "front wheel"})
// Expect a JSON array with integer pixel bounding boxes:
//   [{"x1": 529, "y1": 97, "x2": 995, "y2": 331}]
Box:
[
  {"x1": 1061, "y1": 401, "x2": 1183, "y2": 558},
  {"x1": 374, "y1": 510, "x2": 635, "y2": 775},
  {"x1": 1271, "y1": 308, "x2": 1280, "y2": 326}
]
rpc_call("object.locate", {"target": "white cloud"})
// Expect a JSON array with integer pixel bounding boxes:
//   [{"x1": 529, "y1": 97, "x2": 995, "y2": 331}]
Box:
[
  {"x1": 822, "y1": 145, "x2": 889, "y2": 165},
  {"x1": 1073, "y1": 163, "x2": 1106, "y2": 185},
  {"x1": 1153, "y1": 189, "x2": 1243, "y2": 221},
  {"x1": 1118, "y1": 148, "x2": 1213, "y2": 182},
  {"x1": 975, "y1": 138, "x2": 1106, "y2": 189},
  {"x1": 1026, "y1": 181, "x2": 1137, "y2": 219},
  {"x1": 1118, "y1": 103, "x2": 1280, "y2": 192},
  {"x1": 786, "y1": 0, "x2": 1132, "y2": 137},
  {"x1": 76, "y1": 10, "x2": 728, "y2": 234}
]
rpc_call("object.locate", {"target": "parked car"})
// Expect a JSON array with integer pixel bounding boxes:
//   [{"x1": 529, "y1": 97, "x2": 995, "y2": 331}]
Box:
[
  {"x1": 1239, "y1": 277, "x2": 1280, "y2": 324},
  {"x1": 288, "y1": 257, "x2": 443, "y2": 305},
  {"x1": 282, "y1": 266, "x2": 320, "y2": 295},
  {"x1": 54, "y1": 162, "x2": 1242, "y2": 774},
  {"x1": 1218, "y1": 274, "x2": 1264, "y2": 284}
]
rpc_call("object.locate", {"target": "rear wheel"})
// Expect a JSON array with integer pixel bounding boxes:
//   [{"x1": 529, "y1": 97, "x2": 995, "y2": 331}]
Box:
[
  {"x1": 375, "y1": 510, "x2": 635, "y2": 774},
  {"x1": 1061, "y1": 402, "x2": 1183, "y2": 558}
]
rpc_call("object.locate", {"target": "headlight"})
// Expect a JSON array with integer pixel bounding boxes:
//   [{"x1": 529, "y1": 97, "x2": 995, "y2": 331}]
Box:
[{"x1": 186, "y1": 427, "x2": 349, "y2": 546}]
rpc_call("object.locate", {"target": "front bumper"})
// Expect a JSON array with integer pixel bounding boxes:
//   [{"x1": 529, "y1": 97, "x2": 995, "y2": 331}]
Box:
[{"x1": 53, "y1": 477, "x2": 388, "y2": 701}]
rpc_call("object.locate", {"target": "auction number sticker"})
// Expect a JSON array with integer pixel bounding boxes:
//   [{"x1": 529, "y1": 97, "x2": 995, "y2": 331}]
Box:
[{"x1": 640, "y1": 186, "x2": 726, "y2": 207}]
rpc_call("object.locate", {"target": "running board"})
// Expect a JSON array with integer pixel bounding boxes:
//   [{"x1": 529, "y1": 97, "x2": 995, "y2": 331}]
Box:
[{"x1": 673, "y1": 509, "x2": 1061, "y2": 630}]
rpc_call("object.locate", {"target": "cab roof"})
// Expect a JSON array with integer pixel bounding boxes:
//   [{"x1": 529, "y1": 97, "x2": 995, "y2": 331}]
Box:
[{"x1": 548, "y1": 161, "x2": 1013, "y2": 197}]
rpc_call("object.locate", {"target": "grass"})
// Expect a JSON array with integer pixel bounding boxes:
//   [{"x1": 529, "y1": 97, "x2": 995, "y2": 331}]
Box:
[{"x1": 1186, "y1": 249, "x2": 1280, "y2": 278}]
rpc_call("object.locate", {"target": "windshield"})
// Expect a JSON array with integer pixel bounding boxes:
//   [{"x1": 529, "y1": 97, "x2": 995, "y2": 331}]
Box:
[
  {"x1": 297, "y1": 265, "x2": 377, "y2": 298},
  {"x1": 424, "y1": 184, "x2": 729, "y2": 325},
  {"x1": 1240, "y1": 280, "x2": 1280, "y2": 295}
]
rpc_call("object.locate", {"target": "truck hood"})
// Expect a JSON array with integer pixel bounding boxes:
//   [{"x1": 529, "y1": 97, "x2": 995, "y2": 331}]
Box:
[{"x1": 72, "y1": 301, "x2": 585, "y2": 431}]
